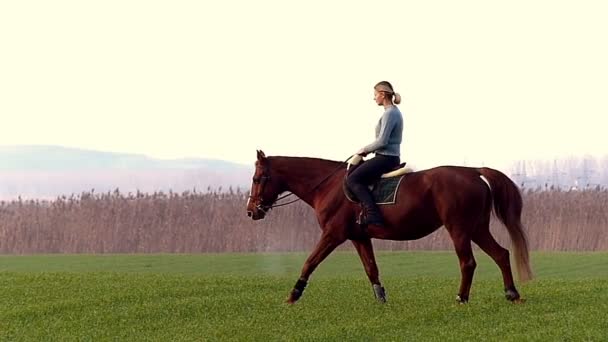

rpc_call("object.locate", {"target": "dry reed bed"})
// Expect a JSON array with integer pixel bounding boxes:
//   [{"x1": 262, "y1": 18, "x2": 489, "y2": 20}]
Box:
[{"x1": 0, "y1": 188, "x2": 607, "y2": 254}]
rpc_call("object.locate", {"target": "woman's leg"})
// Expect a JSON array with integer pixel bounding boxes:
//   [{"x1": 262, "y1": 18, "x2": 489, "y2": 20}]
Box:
[{"x1": 346, "y1": 155, "x2": 399, "y2": 226}]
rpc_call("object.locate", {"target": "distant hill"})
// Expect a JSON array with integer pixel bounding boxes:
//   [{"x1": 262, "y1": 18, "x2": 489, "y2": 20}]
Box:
[
  {"x1": 0, "y1": 145, "x2": 247, "y2": 171},
  {"x1": 0, "y1": 146, "x2": 252, "y2": 199},
  {"x1": 1, "y1": 146, "x2": 606, "y2": 199}
]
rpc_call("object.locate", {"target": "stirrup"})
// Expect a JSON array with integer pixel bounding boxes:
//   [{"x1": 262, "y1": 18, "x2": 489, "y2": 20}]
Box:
[{"x1": 356, "y1": 211, "x2": 366, "y2": 226}]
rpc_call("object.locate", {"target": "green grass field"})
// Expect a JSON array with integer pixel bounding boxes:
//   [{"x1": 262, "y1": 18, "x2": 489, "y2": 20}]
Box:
[{"x1": 1, "y1": 252, "x2": 607, "y2": 341}]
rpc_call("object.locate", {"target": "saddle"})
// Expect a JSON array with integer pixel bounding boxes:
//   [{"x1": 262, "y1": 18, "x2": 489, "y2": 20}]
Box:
[{"x1": 346, "y1": 154, "x2": 413, "y2": 178}]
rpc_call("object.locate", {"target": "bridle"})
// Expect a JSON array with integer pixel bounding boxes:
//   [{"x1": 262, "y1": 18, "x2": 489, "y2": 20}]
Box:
[
  {"x1": 249, "y1": 168, "x2": 273, "y2": 215},
  {"x1": 248, "y1": 155, "x2": 355, "y2": 214}
]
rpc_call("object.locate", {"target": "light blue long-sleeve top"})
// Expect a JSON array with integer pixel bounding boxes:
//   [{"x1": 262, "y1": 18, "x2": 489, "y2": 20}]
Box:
[{"x1": 362, "y1": 105, "x2": 403, "y2": 156}]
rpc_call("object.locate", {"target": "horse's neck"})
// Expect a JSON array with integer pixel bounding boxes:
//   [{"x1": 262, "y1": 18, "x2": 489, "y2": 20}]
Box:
[{"x1": 270, "y1": 157, "x2": 343, "y2": 208}]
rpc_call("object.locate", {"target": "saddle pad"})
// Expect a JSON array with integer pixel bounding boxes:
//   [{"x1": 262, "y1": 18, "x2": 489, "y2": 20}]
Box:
[{"x1": 344, "y1": 175, "x2": 405, "y2": 205}]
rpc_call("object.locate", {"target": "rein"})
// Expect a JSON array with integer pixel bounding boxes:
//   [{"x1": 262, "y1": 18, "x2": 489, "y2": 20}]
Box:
[{"x1": 254, "y1": 155, "x2": 355, "y2": 212}]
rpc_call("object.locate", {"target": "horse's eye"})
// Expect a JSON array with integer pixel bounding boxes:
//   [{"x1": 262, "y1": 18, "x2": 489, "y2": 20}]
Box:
[{"x1": 252, "y1": 178, "x2": 260, "y2": 184}]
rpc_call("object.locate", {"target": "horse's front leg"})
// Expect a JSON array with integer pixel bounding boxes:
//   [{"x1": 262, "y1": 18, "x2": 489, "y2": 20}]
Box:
[
  {"x1": 352, "y1": 238, "x2": 386, "y2": 303},
  {"x1": 286, "y1": 231, "x2": 346, "y2": 304}
]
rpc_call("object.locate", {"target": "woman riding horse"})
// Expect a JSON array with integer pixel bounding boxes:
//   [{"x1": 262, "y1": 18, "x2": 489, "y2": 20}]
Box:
[
  {"x1": 347, "y1": 81, "x2": 403, "y2": 229},
  {"x1": 246, "y1": 81, "x2": 532, "y2": 305}
]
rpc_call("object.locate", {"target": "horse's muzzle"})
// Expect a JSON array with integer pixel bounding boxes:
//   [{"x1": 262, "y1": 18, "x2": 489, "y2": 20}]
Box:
[{"x1": 247, "y1": 210, "x2": 265, "y2": 220}]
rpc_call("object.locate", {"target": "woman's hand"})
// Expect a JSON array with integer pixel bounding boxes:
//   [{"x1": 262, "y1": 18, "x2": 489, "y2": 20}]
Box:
[{"x1": 356, "y1": 148, "x2": 368, "y2": 157}]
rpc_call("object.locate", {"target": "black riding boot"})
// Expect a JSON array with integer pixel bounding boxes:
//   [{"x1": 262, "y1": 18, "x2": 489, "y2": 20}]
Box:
[
  {"x1": 362, "y1": 201, "x2": 385, "y2": 227},
  {"x1": 347, "y1": 178, "x2": 385, "y2": 227}
]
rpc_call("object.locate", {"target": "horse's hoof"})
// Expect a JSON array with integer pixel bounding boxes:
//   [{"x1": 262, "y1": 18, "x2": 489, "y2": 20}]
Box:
[
  {"x1": 286, "y1": 289, "x2": 302, "y2": 305},
  {"x1": 373, "y1": 284, "x2": 386, "y2": 303},
  {"x1": 456, "y1": 295, "x2": 468, "y2": 304},
  {"x1": 505, "y1": 288, "x2": 521, "y2": 301},
  {"x1": 285, "y1": 294, "x2": 298, "y2": 305}
]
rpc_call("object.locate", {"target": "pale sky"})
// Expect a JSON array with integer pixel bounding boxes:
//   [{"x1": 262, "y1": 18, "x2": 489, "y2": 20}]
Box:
[{"x1": 1, "y1": 1, "x2": 607, "y2": 171}]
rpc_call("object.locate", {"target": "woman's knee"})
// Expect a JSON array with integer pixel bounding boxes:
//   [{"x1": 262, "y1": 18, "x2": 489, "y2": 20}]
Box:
[{"x1": 346, "y1": 174, "x2": 360, "y2": 188}]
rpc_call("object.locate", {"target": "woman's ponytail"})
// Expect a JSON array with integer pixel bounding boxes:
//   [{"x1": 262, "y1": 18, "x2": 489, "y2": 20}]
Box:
[{"x1": 393, "y1": 92, "x2": 401, "y2": 104}]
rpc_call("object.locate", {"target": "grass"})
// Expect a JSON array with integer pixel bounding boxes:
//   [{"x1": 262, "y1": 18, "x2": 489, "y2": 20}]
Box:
[{"x1": 1, "y1": 251, "x2": 607, "y2": 341}]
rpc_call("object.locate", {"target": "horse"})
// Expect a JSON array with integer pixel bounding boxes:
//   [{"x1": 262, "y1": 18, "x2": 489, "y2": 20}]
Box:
[{"x1": 246, "y1": 150, "x2": 533, "y2": 304}]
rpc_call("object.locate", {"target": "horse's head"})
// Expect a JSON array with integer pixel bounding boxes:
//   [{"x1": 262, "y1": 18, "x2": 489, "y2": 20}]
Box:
[{"x1": 246, "y1": 150, "x2": 283, "y2": 220}]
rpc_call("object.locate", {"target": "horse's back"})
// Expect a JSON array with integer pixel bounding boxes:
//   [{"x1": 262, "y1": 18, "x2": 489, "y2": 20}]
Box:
[
  {"x1": 404, "y1": 165, "x2": 488, "y2": 189},
  {"x1": 394, "y1": 165, "x2": 491, "y2": 222},
  {"x1": 397, "y1": 165, "x2": 482, "y2": 193}
]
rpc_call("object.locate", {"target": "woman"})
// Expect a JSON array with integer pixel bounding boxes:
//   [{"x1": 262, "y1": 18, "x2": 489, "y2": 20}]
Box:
[{"x1": 346, "y1": 81, "x2": 403, "y2": 228}]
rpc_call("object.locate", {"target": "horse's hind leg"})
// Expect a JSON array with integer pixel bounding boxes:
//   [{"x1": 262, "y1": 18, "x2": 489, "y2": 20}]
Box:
[
  {"x1": 472, "y1": 225, "x2": 521, "y2": 301},
  {"x1": 447, "y1": 228, "x2": 476, "y2": 303},
  {"x1": 352, "y1": 238, "x2": 386, "y2": 303}
]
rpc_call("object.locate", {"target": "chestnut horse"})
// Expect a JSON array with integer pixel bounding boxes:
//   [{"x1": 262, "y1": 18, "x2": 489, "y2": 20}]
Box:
[{"x1": 246, "y1": 150, "x2": 532, "y2": 304}]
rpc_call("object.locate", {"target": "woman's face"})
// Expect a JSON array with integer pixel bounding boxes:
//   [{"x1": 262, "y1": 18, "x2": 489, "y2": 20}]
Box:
[{"x1": 374, "y1": 89, "x2": 386, "y2": 106}]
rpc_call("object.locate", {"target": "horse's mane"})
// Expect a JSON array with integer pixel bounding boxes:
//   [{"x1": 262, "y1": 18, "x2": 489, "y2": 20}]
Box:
[{"x1": 267, "y1": 156, "x2": 346, "y2": 167}]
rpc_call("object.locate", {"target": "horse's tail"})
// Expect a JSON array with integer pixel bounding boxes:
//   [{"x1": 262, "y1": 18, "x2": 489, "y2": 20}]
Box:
[{"x1": 478, "y1": 167, "x2": 533, "y2": 282}]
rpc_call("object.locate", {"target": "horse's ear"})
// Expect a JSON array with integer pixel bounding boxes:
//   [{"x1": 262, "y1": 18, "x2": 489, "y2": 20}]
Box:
[{"x1": 257, "y1": 150, "x2": 266, "y2": 160}]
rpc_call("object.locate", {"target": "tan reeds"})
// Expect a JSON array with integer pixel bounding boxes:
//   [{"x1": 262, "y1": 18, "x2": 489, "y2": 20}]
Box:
[{"x1": 0, "y1": 187, "x2": 606, "y2": 253}]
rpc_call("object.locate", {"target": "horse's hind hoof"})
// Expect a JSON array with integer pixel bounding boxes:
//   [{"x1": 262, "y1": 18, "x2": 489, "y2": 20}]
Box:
[
  {"x1": 505, "y1": 288, "x2": 521, "y2": 301},
  {"x1": 373, "y1": 284, "x2": 386, "y2": 303},
  {"x1": 456, "y1": 295, "x2": 468, "y2": 304}
]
